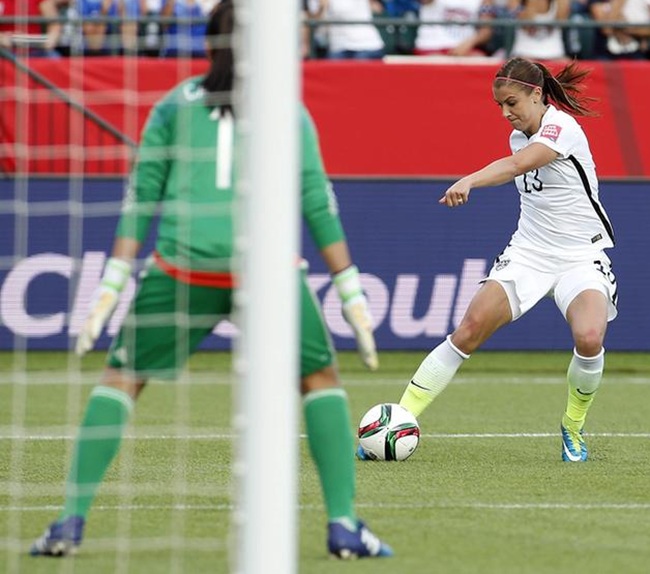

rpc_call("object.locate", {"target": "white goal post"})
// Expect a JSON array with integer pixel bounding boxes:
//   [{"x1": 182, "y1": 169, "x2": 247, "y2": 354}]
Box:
[{"x1": 233, "y1": 1, "x2": 301, "y2": 573}]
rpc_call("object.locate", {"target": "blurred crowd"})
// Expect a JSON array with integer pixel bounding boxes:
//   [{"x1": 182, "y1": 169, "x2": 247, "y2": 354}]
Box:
[
  {"x1": 0, "y1": 0, "x2": 219, "y2": 57},
  {"x1": 1, "y1": 0, "x2": 649, "y2": 60},
  {"x1": 304, "y1": 0, "x2": 650, "y2": 60}
]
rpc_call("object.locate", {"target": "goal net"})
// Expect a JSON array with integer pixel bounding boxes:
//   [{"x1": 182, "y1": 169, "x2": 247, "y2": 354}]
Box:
[{"x1": 0, "y1": 1, "x2": 299, "y2": 572}]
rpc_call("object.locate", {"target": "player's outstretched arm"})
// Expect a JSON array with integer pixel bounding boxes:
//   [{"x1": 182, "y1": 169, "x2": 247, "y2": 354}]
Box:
[
  {"x1": 75, "y1": 237, "x2": 140, "y2": 356},
  {"x1": 439, "y1": 143, "x2": 559, "y2": 207}
]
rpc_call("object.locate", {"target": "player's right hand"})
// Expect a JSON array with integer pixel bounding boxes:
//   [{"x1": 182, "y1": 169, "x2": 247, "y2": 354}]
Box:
[
  {"x1": 439, "y1": 178, "x2": 471, "y2": 207},
  {"x1": 341, "y1": 294, "x2": 379, "y2": 371},
  {"x1": 332, "y1": 265, "x2": 379, "y2": 371}
]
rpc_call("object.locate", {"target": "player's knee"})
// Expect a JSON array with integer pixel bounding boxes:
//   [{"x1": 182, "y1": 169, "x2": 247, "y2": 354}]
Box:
[
  {"x1": 453, "y1": 316, "x2": 486, "y2": 354},
  {"x1": 301, "y1": 366, "x2": 340, "y2": 395},
  {"x1": 100, "y1": 368, "x2": 145, "y2": 400},
  {"x1": 573, "y1": 329, "x2": 604, "y2": 358}
]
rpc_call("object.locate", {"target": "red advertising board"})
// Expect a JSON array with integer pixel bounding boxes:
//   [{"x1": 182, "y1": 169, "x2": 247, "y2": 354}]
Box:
[{"x1": 1, "y1": 58, "x2": 649, "y2": 177}]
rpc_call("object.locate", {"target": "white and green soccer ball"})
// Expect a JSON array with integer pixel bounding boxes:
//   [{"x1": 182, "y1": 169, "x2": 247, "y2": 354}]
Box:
[{"x1": 357, "y1": 403, "x2": 420, "y2": 461}]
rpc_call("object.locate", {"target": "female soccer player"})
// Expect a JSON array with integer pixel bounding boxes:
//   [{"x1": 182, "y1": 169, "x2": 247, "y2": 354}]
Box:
[
  {"x1": 391, "y1": 57, "x2": 617, "y2": 463},
  {"x1": 31, "y1": 0, "x2": 391, "y2": 560}
]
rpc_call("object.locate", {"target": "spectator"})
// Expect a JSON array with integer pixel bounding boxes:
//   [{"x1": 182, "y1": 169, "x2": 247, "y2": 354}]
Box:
[
  {"x1": 588, "y1": 0, "x2": 650, "y2": 58},
  {"x1": 78, "y1": 0, "x2": 141, "y2": 55},
  {"x1": 375, "y1": 0, "x2": 420, "y2": 55},
  {"x1": 77, "y1": 0, "x2": 114, "y2": 54},
  {"x1": 138, "y1": 0, "x2": 163, "y2": 56},
  {"x1": 119, "y1": 0, "x2": 140, "y2": 53},
  {"x1": 564, "y1": 0, "x2": 593, "y2": 59},
  {"x1": 302, "y1": 0, "x2": 328, "y2": 58},
  {"x1": 319, "y1": 0, "x2": 385, "y2": 59},
  {"x1": 482, "y1": 0, "x2": 515, "y2": 57},
  {"x1": 0, "y1": 0, "x2": 63, "y2": 57},
  {"x1": 587, "y1": 0, "x2": 614, "y2": 56},
  {"x1": 508, "y1": 0, "x2": 570, "y2": 60},
  {"x1": 383, "y1": 0, "x2": 420, "y2": 13},
  {"x1": 160, "y1": 0, "x2": 210, "y2": 58},
  {"x1": 55, "y1": 0, "x2": 82, "y2": 56},
  {"x1": 414, "y1": 0, "x2": 495, "y2": 57},
  {"x1": 610, "y1": 0, "x2": 650, "y2": 56},
  {"x1": 589, "y1": 0, "x2": 650, "y2": 60}
]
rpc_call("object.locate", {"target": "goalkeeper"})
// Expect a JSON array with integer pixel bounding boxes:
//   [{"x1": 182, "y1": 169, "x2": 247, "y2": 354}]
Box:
[{"x1": 31, "y1": 0, "x2": 390, "y2": 560}]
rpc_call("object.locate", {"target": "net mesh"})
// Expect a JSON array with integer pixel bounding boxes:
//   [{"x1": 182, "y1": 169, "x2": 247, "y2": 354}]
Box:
[{"x1": 1, "y1": 18, "x2": 236, "y2": 572}]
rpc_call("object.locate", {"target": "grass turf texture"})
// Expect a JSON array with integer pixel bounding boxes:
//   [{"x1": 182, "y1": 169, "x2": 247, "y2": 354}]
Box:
[{"x1": 1, "y1": 350, "x2": 649, "y2": 573}]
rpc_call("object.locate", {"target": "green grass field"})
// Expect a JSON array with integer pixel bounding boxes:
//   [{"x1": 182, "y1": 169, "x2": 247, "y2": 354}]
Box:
[{"x1": 1, "y1": 350, "x2": 649, "y2": 574}]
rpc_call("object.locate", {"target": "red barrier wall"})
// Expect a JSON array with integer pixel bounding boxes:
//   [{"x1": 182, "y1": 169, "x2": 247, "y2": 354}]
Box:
[
  {"x1": 304, "y1": 60, "x2": 650, "y2": 178},
  {"x1": 1, "y1": 58, "x2": 649, "y2": 177}
]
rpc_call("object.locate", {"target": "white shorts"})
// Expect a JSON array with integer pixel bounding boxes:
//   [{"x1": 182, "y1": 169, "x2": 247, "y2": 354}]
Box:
[{"x1": 484, "y1": 246, "x2": 618, "y2": 322}]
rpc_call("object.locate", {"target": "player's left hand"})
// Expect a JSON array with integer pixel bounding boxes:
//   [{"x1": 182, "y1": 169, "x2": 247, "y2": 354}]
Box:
[
  {"x1": 75, "y1": 257, "x2": 132, "y2": 356},
  {"x1": 332, "y1": 265, "x2": 379, "y2": 371},
  {"x1": 75, "y1": 285, "x2": 120, "y2": 356}
]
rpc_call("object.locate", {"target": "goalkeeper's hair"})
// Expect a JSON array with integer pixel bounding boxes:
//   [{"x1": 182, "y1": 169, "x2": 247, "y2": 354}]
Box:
[{"x1": 202, "y1": 0, "x2": 234, "y2": 109}]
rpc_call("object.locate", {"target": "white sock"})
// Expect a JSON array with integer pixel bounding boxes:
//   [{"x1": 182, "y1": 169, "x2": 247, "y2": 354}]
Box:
[
  {"x1": 568, "y1": 347, "x2": 604, "y2": 396},
  {"x1": 411, "y1": 335, "x2": 468, "y2": 397}
]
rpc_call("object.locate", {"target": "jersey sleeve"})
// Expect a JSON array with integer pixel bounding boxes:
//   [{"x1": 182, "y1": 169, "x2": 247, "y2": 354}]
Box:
[
  {"x1": 116, "y1": 100, "x2": 173, "y2": 242},
  {"x1": 300, "y1": 106, "x2": 346, "y2": 250},
  {"x1": 530, "y1": 113, "x2": 580, "y2": 159}
]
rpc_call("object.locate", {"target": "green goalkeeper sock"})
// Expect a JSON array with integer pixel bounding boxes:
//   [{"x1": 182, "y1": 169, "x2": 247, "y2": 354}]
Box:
[
  {"x1": 61, "y1": 385, "x2": 134, "y2": 520},
  {"x1": 303, "y1": 388, "x2": 356, "y2": 524}
]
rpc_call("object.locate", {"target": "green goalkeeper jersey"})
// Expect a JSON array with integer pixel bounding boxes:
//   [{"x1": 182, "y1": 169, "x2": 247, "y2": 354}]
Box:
[{"x1": 117, "y1": 76, "x2": 346, "y2": 273}]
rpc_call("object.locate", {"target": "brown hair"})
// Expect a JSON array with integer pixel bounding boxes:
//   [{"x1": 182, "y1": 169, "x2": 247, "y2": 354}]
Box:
[
  {"x1": 494, "y1": 57, "x2": 597, "y2": 117},
  {"x1": 202, "y1": 0, "x2": 234, "y2": 109}
]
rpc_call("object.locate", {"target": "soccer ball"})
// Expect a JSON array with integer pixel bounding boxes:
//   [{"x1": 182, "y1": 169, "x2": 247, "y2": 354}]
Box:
[{"x1": 357, "y1": 403, "x2": 420, "y2": 461}]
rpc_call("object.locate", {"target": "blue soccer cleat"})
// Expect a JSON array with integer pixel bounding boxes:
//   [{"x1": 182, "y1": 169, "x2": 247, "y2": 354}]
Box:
[
  {"x1": 30, "y1": 516, "x2": 85, "y2": 557},
  {"x1": 356, "y1": 444, "x2": 371, "y2": 461},
  {"x1": 561, "y1": 419, "x2": 587, "y2": 462},
  {"x1": 328, "y1": 520, "x2": 393, "y2": 559}
]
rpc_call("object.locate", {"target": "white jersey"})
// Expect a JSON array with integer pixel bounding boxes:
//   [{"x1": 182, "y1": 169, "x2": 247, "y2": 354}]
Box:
[
  {"x1": 508, "y1": 105, "x2": 614, "y2": 262},
  {"x1": 509, "y1": 0, "x2": 566, "y2": 60},
  {"x1": 325, "y1": 0, "x2": 384, "y2": 53},
  {"x1": 621, "y1": 0, "x2": 650, "y2": 23},
  {"x1": 415, "y1": 0, "x2": 485, "y2": 51}
]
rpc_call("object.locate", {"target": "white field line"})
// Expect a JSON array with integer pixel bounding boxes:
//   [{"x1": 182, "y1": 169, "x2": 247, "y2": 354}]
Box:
[
  {"x1": 2, "y1": 502, "x2": 650, "y2": 513},
  {"x1": 1, "y1": 431, "x2": 650, "y2": 440},
  {"x1": 0, "y1": 372, "x2": 649, "y2": 385}
]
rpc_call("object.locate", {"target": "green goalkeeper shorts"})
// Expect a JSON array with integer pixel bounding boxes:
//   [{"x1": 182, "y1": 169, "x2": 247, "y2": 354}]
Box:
[{"x1": 107, "y1": 265, "x2": 335, "y2": 379}]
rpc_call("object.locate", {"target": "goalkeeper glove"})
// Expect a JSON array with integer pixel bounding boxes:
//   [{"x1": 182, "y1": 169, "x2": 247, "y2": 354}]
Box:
[
  {"x1": 75, "y1": 257, "x2": 132, "y2": 356},
  {"x1": 332, "y1": 265, "x2": 379, "y2": 371}
]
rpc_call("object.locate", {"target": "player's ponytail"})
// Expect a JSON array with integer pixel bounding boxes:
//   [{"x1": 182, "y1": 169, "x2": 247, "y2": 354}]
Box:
[
  {"x1": 495, "y1": 57, "x2": 597, "y2": 117},
  {"x1": 534, "y1": 61, "x2": 597, "y2": 117},
  {"x1": 202, "y1": 0, "x2": 234, "y2": 110}
]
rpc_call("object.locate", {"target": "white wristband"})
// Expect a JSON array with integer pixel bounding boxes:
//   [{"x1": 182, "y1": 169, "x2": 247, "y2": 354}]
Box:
[
  {"x1": 332, "y1": 265, "x2": 362, "y2": 303},
  {"x1": 100, "y1": 257, "x2": 132, "y2": 293}
]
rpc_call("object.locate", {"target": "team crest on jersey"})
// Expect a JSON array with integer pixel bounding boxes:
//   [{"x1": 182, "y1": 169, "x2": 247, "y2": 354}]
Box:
[
  {"x1": 540, "y1": 124, "x2": 562, "y2": 142},
  {"x1": 495, "y1": 258, "x2": 510, "y2": 271}
]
